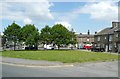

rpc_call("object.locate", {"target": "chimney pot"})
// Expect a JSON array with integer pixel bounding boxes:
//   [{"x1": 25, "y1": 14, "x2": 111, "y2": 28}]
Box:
[
  {"x1": 88, "y1": 30, "x2": 90, "y2": 35},
  {"x1": 95, "y1": 32, "x2": 97, "y2": 34}
]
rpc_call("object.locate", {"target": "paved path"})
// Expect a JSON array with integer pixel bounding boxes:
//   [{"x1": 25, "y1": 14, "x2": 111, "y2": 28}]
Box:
[
  {"x1": 0, "y1": 57, "x2": 118, "y2": 77},
  {"x1": 0, "y1": 57, "x2": 66, "y2": 66},
  {"x1": 1, "y1": 61, "x2": 118, "y2": 77}
]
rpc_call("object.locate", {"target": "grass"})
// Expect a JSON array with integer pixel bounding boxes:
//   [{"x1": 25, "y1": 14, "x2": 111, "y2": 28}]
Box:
[{"x1": 0, "y1": 50, "x2": 118, "y2": 63}]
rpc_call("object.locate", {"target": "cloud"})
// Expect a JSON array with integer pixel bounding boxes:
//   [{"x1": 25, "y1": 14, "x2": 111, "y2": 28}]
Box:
[
  {"x1": 23, "y1": 18, "x2": 32, "y2": 24},
  {"x1": 79, "y1": 1, "x2": 118, "y2": 21},
  {"x1": 56, "y1": 12, "x2": 79, "y2": 23},
  {"x1": 55, "y1": 1, "x2": 118, "y2": 24},
  {"x1": 1, "y1": 0, "x2": 119, "y2": 2},
  {"x1": 0, "y1": 0, "x2": 54, "y2": 23},
  {"x1": 55, "y1": 21, "x2": 72, "y2": 31}
]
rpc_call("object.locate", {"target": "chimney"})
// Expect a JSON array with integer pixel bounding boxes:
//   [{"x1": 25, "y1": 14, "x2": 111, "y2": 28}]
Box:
[
  {"x1": 88, "y1": 30, "x2": 90, "y2": 35},
  {"x1": 112, "y1": 22, "x2": 118, "y2": 28},
  {"x1": 95, "y1": 32, "x2": 97, "y2": 34}
]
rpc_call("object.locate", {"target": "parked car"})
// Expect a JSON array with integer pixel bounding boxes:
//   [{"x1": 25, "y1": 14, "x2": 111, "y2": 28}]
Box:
[
  {"x1": 68, "y1": 44, "x2": 74, "y2": 49},
  {"x1": 83, "y1": 44, "x2": 92, "y2": 50},
  {"x1": 25, "y1": 46, "x2": 38, "y2": 50},
  {"x1": 91, "y1": 46, "x2": 105, "y2": 52},
  {"x1": 44, "y1": 44, "x2": 54, "y2": 50},
  {"x1": 77, "y1": 44, "x2": 84, "y2": 49}
]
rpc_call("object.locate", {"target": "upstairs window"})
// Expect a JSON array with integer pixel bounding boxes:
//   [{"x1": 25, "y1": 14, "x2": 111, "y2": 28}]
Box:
[
  {"x1": 109, "y1": 35, "x2": 112, "y2": 41},
  {"x1": 97, "y1": 36, "x2": 100, "y2": 41},
  {"x1": 116, "y1": 34, "x2": 118, "y2": 38},
  {"x1": 104, "y1": 36, "x2": 107, "y2": 40}
]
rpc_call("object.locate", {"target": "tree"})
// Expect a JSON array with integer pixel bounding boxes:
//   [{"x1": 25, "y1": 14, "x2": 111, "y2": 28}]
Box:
[
  {"x1": 51, "y1": 24, "x2": 74, "y2": 49},
  {"x1": 39, "y1": 25, "x2": 52, "y2": 44},
  {"x1": 69, "y1": 31, "x2": 77, "y2": 44},
  {"x1": 1, "y1": 35, "x2": 6, "y2": 49},
  {"x1": 68, "y1": 31, "x2": 77, "y2": 49},
  {"x1": 21, "y1": 24, "x2": 39, "y2": 48},
  {"x1": 3, "y1": 21, "x2": 21, "y2": 50}
]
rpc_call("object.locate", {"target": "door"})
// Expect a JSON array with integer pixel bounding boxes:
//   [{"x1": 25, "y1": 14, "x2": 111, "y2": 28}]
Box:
[{"x1": 105, "y1": 45, "x2": 108, "y2": 52}]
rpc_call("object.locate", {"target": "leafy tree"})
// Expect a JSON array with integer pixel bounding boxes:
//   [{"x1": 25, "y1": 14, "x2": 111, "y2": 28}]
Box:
[
  {"x1": 40, "y1": 25, "x2": 52, "y2": 44},
  {"x1": 21, "y1": 24, "x2": 39, "y2": 48},
  {"x1": 3, "y1": 22, "x2": 21, "y2": 50},
  {"x1": 1, "y1": 35, "x2": 6, "y2": 48},
  {"x1": 69, "y1": 31, "x2": 77, "y2": 45},
  {"x1": 51, "y1": 24, "x2": 73, "y2": 49}
]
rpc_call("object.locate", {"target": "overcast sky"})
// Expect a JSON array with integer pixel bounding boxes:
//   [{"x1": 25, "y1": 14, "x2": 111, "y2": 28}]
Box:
[{"x1": 0, "y1": 0, "x2": 119, "y2": 34}]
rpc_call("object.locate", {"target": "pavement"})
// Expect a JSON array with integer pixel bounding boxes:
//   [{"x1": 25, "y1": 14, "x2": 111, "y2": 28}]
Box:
[
  {"x1": 1, "y1": 60, "x2": 118, "y2": 77},
  {"x1": 0, "y1": 56, "x2": 119, "y2": 77},
  {"x1": 0, "y1": 57, "x2": 73, "y2": 67}
]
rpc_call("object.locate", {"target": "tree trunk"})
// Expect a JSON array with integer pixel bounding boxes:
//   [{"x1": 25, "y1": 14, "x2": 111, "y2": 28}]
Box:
[{"x1": 58, "y1": 45, "x2": 60, "y2": 50}]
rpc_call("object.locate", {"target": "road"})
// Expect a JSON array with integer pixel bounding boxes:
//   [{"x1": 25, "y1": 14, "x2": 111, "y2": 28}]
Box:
[{"x1": 1, "y1": 61, "x2": 118, "y2": 77}]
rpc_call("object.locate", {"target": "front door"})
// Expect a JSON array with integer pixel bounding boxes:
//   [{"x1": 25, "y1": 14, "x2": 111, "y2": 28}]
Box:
[{"x1": 105, "y1": 45, "x2": 108, "y2": 52}]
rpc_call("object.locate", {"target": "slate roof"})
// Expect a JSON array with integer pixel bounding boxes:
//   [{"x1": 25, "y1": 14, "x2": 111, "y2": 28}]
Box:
[
  {"x1": 96, "y1": 26, "x2": 118, "y2": 35},
  {"x1": 76, "y1": 34, "x2": 94, "y2": 38}
]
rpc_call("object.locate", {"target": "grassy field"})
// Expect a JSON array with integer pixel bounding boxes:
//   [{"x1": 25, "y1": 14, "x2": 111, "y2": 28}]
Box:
[{"x1": 0, "y1": 50, "x2": 118, "y2": 63}]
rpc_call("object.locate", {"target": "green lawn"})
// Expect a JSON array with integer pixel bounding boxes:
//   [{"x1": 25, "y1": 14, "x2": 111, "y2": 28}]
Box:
[{"x1": 1, "y1": 50, "x2": 118, "y2": 63}]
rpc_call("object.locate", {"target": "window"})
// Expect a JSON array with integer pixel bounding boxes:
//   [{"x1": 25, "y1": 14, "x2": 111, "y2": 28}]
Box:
[
  {"x1": 109, "y1": 44, "x2": 112, "y2": 51},
  {"x1": 104, "y1": 36, "x2": 107, "y2": 39},
  {"x1": 116, "y1": 34, "x2": 118, "y2": 38},
  {"x1": 109, "y1": 35, "x2": 112, "y2": 41},
  {"x1": 87, "y1": 38, "x2": 90, "y2": 42},
  {"x1": 97, "y1": 36, "x2": 100, "y2": 41}
]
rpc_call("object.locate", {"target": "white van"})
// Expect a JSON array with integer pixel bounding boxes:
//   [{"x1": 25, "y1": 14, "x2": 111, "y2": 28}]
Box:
[{"x1": 44, "y1": 44, "x2": 54, "y2": 50}]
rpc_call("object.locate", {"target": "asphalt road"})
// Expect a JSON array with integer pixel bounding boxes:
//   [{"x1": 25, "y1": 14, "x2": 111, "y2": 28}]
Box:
[{"x1": 1, "y1": 61, "x2": 118, "y2": 77}]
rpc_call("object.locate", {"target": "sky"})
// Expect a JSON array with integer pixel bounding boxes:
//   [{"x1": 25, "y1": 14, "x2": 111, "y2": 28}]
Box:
[{"x1": 0, "y1": 0, "x2": 119, "y2": 34}]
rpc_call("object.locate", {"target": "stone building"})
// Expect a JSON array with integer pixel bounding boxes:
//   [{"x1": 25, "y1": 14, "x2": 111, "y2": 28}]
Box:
[
  {"x1": 76, "y1": 30, "x2": 94, "y2": 48},
  {"x1": 94, "y1": 22, "x2": 120, "y2": 52}
]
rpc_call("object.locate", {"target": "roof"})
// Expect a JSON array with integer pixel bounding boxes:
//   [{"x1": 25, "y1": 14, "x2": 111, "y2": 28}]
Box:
[
  {"x1": 96, "y1": 26, "x2": 118, "y2": 35},
  {"x1": 114, "y1": 28, "x2": 120, "y2": 32},
  {"x1": 76, "y1": 34, "x2": 94, "y2": 38}
]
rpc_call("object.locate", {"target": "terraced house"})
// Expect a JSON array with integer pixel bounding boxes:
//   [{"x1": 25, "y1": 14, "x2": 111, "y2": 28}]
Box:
[
  {"x1": 94, "y1": 22, "x2": 120, "y2": 53},
  {"x1": 76, "y1": 30, "x2": 94, "y2": 49}
]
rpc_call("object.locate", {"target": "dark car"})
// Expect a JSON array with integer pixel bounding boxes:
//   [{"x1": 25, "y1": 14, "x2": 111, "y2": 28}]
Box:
[
  {"x1": 25, "y1": 46, "x2": 38, "y2": 50},
  {"x1": 91, "y1": 46, "x2": 105, "y2": 52}
]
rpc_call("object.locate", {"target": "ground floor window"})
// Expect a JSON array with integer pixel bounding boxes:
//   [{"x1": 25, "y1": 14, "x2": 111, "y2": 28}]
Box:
[{"x1": 109, "y1": 44, "x2": 112, "y2": 51}]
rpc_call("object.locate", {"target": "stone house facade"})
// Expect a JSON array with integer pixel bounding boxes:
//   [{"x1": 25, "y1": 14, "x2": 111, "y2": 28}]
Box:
[
  {"x1": 76, "y1": 30, "x2": 94, "y2": 48},
  {"x1": 94, "y1": 22, "x2": 120, "y2": 52}
]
